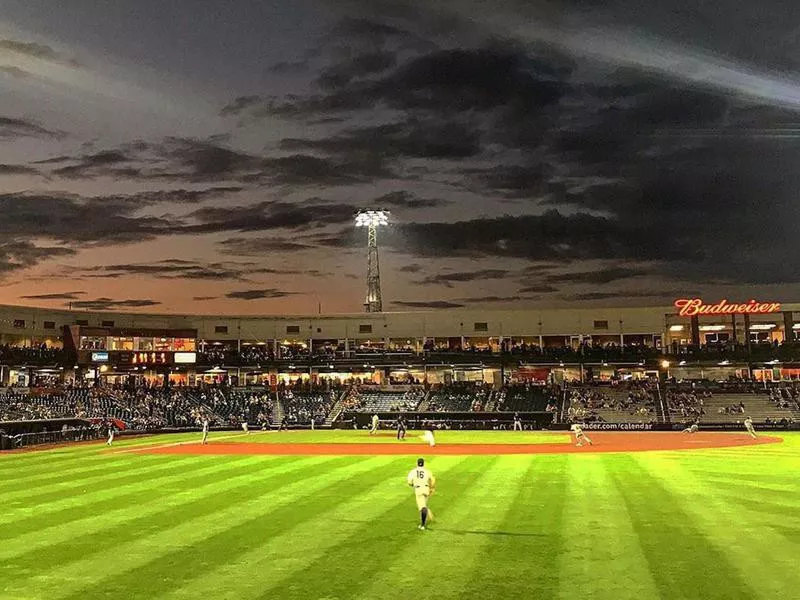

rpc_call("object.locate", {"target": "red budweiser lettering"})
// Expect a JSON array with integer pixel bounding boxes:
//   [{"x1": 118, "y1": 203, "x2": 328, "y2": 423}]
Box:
[{"x1": 674, "y1": 298, "x2": 781, "y2": 317}]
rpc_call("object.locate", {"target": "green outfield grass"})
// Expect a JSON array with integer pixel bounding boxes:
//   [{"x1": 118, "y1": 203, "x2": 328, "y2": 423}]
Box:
[{"x1": 1, "y1": 432, "x2": 798, "y2": 600}]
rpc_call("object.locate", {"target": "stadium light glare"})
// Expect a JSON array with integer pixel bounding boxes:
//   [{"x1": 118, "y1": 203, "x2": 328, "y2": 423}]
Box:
[
  {"x1": 355, "y1": 210, "x2": 390, "y2": 227},
  {"x1": 660, "y1": 360, "x2": 670, "y2": 369}
]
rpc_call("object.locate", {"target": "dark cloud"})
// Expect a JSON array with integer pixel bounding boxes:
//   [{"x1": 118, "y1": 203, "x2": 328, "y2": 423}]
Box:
[
  {"x1": 421, "y1": 269, "x2": 509, "y2": 287},
  {"x1": 0, "y1": 191, "x2": 175, "y2": 245},
  {"x1": 19, "y1": 291, "x2": 86, "y2": 300},
  {"x1": 392, "y1": 300, "x2": 465, "y2": 309},
  {"x1": 398, "y1": 263, "x2": 423, "y2": 273},
  {"x1": 0, "y1": 39, "x2": 79, "y2": 66},
  {"x1": 0, "y1": 164, "x2": 41, "y2": 176},
  {"x1": 186, "y1": 200, "x2": 358, "y2": 234},
  {"x1": 224, "y1": 43, "x2": 571, "y2": 121},
  {"x1": 73, "y1": 259, "x2": 314, "y2": 282},
  {"x1": 218, "y1": 237, "x2": 314, "y2": 256},
  {"x1": 375, "y1": 191, "x2": 447, "y2": 209},
  {"x1": 0, "y1": 241, "x2": 75, "y2": 275},
  {"x1": 0, "y1": 116, "x2": 66, "y2": 140},
  {"x1": 545, "y1": 267, "x2": 646, "y2": 285},
  {"x1": 69, "y1": 298, "x2": 161, "y2": 310},
  {"x1": 456, "y1": 295, "x2": 532, "y2": 303},
  {"x1": 0, "y1": 66, "x2": 29, "y2": 78},
  {"x1": 280, "y1": 118, "x2": 481, "y2": 160},
  {"x1": 517, "y1": 284, "x2": 558, "y2": 294},
  {"x1": 226, "y1": 288, "x2": 298, "y2": 300},
  {"x1": 564, "y1": 291, "x2": 677, "y2": 302}
]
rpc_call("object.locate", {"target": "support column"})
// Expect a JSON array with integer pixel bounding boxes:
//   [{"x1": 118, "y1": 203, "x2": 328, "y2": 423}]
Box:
[
  {"x1": 744, "y1": 314, "x2": 751, "y2": 354},
  {"x1": 690, "y1": 316, "x2": 700, "y2": 346},
  {"x1": 783, "y1": 311, "x2": 794, "y2": 343}
]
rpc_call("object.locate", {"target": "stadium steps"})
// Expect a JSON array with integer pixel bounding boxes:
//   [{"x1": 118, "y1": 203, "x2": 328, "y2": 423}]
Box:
[
  {"x1": 325, "y1": 387, "x2": 352, "y2": 425},
  {"x1": 185, "y1": 390, "x2": 226, "y2": 426},
  {"x1": 415, "y1": 390, "x2": 432, "y2": 411},
  {"x1": 272, "y1": 395, "x2": 285, "y2": 428},
  {"x1": 484, "y1": 390, "x2": 498, "y2": 412}
]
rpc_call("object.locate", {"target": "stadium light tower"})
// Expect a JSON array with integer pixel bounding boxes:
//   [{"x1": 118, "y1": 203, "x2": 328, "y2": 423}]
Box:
[{"x1": 355, "y1": 209, "x2": 389, "y2": 313}]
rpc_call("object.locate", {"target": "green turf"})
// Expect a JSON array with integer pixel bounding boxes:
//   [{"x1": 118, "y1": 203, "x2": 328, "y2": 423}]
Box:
[{"x1": 1, "y1": 432, "x2": 798, "y2": 600}]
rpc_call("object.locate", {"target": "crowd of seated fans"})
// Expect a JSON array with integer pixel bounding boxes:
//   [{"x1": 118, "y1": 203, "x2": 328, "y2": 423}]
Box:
[
  {"x1": 495, "y1": 383, "x2": 560, "y2": 412},
  {"x1": 281, "y1": 390, "x2": 335, "y2": 425},
  {"x1": 427, "y1": 382, "x2": 489, "y2": 412},
  {"x1": 769, "y1": 386, "x2": 800, "y2": 410},
  {"x1": 566, "y1": 382, "x2": 656, "y2": 423},
  {"x1": 665, "y1": 388, "x2": 707, "y2": 420}
]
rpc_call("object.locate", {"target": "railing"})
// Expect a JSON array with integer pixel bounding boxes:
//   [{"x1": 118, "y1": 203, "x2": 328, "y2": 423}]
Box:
[{"x1": 2, "y1": 428, "x2": 105, "y2": 449}]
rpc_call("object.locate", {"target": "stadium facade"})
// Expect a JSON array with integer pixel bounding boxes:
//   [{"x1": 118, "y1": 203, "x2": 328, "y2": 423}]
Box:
[{"x1": 1, "y1": 297, "x2": 798, "y2": 385}]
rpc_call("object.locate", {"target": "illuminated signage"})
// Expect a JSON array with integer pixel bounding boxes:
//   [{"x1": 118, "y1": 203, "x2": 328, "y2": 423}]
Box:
[
  {"x1": 91, "y1": 351, "x2": 109, "y2": 362},
  {"x1": 131, "y1": 352, "x2": 168, "y2": 364},
  {"x1": 674, "y1": 298, "x2": 781, "y2": 317},
  {"x1": 174, "y1": 352, "x2": 197, "y2": 364}
]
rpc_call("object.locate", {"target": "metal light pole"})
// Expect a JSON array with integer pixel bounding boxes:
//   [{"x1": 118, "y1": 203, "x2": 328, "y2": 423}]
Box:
[{"x1": 355, "y1": 209, "x2": 389, "y2": 313}]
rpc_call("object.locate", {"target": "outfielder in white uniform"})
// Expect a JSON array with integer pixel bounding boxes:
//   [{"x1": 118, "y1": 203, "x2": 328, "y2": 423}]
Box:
[
  {"x1": 744, "y1": 416, "x2": 757, "y2": 439},
  {"x1": 682, "y1": 420, "x2": 699, "y2": 434},
  {"x1": 407, "y1": 458, "x2": 436, "y2": 530},
  {"x1": 201, "y1": 418, "x2": 209, "y2": 444},
  {"x1": 422, "y1": 430, "x2": 436, "y2": 447},
  {"x1": 106, "y1": 425, "x2": 115, "y2": 446},
  {"x1": 370, "y1": 414, "x2": 379, "y2": 435},
  {"x1": 241, "y1": 418, "x2": 249, "y2": 435},
  {"x1": 570, "y1": 423, "x2": 592, "y2": 447}
]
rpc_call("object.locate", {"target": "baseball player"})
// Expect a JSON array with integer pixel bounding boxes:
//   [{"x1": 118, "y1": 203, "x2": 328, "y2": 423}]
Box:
[
  {"x1": 570, "y1": 423, "x2": 592, "y2": 447},
  {"x1": 106, "y1": 424, "x2": 115, "y2": 446},
  {"x1": 370, "y1": 414, "x2": 379, "y2": 435},
  {"x1": 241, "y1": 415, "x2": 250, "y2": 435},
  {"x1": 396, "y1": 415, "x2": 407, "y2": 440},
  {"x1": 407, "y1": 457, "x2": 436, "y2": 530},
  {"x1": 422, "y1": 430, "x2": 436, "y2": 447},
  {"x1": 201, "y1": 418, "x2": 209, "y2": 445},
  {"x1": 744, "y1": 416, "x2": 758, "y2": 439},
  {"x1": 682, "y1": 419, "x2": 700, "y2": 434},
  {"x1": 513, "y1": 412, "x2": 522, "y2": 431}
]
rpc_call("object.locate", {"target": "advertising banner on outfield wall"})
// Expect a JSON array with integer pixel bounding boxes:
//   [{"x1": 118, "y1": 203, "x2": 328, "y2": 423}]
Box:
[{"x1": 580, "y1": 423, "x2": 657, "y2": 431}]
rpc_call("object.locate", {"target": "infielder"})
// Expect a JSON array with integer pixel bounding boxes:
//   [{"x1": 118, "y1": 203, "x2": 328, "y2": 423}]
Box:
[
  {"x1": 570, "y1": 423, "x2": 593, "y2": 447},
  {"x1": 370, "y1": 414, "x2": 379, "y2": 435},
  {"x1": 201, "y1": 418, "x2": 209, "y2": 444},
  {"x1": 407, "y1": 457, "x2": 436, "y2": 530},
  {"x1": 682, "y1": 419, "x2": 699, "y2": 434},
  {"x1": 744, "y1": 416, "x2": 758, "y2": 439},
  {"x1": 422, "y1": 430, "x2": 436, "y2": 447}
]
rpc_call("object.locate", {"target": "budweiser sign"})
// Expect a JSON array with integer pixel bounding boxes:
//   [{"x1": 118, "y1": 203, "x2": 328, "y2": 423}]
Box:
[{"x1": 674, "y1": 298, "x2": 781, "y2": 317}]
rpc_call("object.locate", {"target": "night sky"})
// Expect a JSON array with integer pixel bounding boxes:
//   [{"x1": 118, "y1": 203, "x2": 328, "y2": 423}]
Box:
[{"x1": 2, "y1": 0, "x2": 800, "y2": 314}]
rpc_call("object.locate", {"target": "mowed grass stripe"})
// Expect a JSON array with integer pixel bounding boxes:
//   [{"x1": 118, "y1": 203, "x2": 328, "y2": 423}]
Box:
[
  {"x1": 610, "y1": 455, "x2": 759, "y2": 600},
  {"x1": 356, "y1": 455, "x2": 532, "y2": 600},
  {"x1": 0, "y1": 453, "x2": 208, "y2": 497},
  {"x1": 54, "y1": 456, "x2": 404, "y2": 600},
  {"x1": 1, "y1": 454, "x2": 219, "y2": 503},
  {"x1": 156, "y1": 456, "x2": 474, "y2": 600},
  {"x1": 460, "y1": 455, "x2": 568, "y2": 599},
  {"x1": 638, "y1": 455, "x2": 800, "y2": 598},
  {"x1": 0, "y1": 455, "x2": 282, "y2": 540},
  {"x1": 262, "y1": 455, "x2": 493, "y2": 600},
  {"x1": 0, "y1": 455, "x2": 339, "y2": 572},
  {"x1": 554, "y1": 455, "x2": 661, "y2": 600}
]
